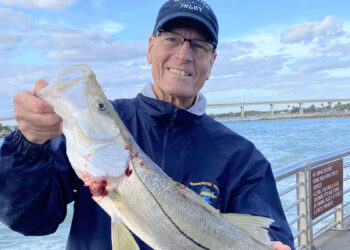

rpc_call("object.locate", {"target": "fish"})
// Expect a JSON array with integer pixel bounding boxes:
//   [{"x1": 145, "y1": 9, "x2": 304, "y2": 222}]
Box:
[{"x1": 37, "y1": 64, "x2": 274, "y2": 250}]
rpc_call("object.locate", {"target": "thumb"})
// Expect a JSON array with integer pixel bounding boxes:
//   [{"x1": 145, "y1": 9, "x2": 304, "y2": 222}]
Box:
[{"x1": 33, "y1": 79, "x2": 49, "y2": 95}]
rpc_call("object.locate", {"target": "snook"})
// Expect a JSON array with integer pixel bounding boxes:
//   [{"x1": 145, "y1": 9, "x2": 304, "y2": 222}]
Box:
[{"x1": 38, "y1": 64, "x2": 273, "y2": 250}]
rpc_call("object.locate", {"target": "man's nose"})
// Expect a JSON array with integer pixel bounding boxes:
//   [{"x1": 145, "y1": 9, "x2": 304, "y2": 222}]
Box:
[{"x1": 176, "y1": 40, "x2": 194, "y2": 61}]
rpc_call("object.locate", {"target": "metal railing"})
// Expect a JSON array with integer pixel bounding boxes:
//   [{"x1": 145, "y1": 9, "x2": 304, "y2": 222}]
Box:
[{"x1": 274, "y1": 147, "x2": 350, "y2": 250}]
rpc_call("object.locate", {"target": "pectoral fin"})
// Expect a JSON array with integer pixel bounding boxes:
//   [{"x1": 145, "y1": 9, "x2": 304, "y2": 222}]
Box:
[
  {"x1": 224, "y1": 213, "x2": 273, "y2": 245},
  {"x1": 111, "y1": 219, "x2": 139, "y2": 250}
]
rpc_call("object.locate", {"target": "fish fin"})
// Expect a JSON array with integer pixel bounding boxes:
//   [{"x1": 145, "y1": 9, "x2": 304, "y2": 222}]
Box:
[
  {"x1": 111, "y1": 218, "x2": 139, "y2": 250},
  {"x1": 224, "y1": 213, "x2": 273, "y2": 245}
]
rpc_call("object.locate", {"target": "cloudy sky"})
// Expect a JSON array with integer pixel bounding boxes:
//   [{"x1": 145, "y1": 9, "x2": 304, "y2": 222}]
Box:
[{"x1": 0, "y1": 0, "x2": 350, "y2": 118}]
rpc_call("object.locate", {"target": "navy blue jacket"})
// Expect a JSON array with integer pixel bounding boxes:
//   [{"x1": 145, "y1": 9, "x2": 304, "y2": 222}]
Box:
[{"x1": 0, "y1": 94, "x2": 295, "y2": 249}]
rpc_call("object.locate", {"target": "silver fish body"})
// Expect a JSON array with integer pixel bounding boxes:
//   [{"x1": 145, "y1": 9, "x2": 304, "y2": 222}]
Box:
[{"x1": 38, "y1": 64, "x2": 273, "y2": 250}]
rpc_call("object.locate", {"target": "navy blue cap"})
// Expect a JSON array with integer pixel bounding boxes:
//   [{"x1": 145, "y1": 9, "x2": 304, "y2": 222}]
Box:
[{"x1": 153, "y1": 0, "x2": 219, "y2": 45}]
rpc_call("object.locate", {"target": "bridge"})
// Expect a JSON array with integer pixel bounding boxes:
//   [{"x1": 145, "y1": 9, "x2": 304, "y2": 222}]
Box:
[
  {"x1": 0, "y1": 117, "x2": 14, "y2": 121},
  {"x1": 206, "y1": 98, "x2": 350, "y2": 120}
]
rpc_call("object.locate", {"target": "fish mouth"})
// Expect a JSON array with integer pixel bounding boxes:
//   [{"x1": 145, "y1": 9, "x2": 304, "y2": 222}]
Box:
[
  {"x1": 54, "y1": 64, "x2": 94, "y2": 92},
  {"x1": 70, "y1": 120, "x2": 118, "y2": 147}
]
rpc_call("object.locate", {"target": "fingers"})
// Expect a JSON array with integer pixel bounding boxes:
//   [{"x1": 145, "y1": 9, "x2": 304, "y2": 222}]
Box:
[
  {"x1": 33, "y1": 79, "x2": 49, "y2": 95},
  {"x1": 13, "y1": 79, "x2": 62, "y2": 144},
  {"x1": 14, "y1": 90, "x2": 54, "y2": 114},
  {"x1": 271, "y1": 241, "x2": 291, "y2": 250}
]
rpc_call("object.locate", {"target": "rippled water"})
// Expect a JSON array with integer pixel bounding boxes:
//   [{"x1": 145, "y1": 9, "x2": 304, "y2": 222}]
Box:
[{"x1": 1, "y1": 117, "x2": 350, "y2": 249}]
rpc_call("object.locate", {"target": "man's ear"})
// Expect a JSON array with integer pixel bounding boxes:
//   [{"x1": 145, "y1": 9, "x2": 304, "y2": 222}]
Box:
[
  {"x1": 206, "y1": 51, "x2": 217, "y2": 80},
  {"x1": 147, "y1": 36, "x2": 155, "y2": 64}
]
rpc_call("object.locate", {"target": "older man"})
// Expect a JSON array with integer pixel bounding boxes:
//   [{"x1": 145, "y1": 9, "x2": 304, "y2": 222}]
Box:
[{"x1": 0, "y1": 0, "x2": 294, "y2": 249}]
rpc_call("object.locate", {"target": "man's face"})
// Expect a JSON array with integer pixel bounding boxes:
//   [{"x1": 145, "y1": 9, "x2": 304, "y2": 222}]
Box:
[{"x1": 147, "y1": 26, "x2": 217, "y2": 108}]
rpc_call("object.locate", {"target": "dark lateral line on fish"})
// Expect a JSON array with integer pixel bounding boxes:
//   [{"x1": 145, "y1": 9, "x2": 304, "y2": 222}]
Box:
[{"x1": 131, "y1": 158, "x2": 210, "y2": 250}]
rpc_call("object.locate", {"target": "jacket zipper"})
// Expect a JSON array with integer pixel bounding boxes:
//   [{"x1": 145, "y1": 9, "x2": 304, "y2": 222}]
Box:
[{"x1": 161, "y1": 108, "x2": 178, "y2": 170}]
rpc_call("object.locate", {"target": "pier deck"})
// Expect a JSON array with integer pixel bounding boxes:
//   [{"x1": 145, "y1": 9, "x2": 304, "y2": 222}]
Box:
[{"x1": 313, "y1": 216, "x2": 350, "y2": 250}]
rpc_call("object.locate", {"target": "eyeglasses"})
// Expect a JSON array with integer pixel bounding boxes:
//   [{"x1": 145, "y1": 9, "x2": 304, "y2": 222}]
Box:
[{"x1": 155, "y1": 30, "x2": 216, "y2": 58}]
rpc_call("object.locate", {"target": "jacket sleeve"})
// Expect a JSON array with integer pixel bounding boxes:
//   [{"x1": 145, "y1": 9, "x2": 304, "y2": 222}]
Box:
[
  {"x1": 0, "y1": 129, "x2": 78, "y2": 236},
  {"x1": 226, "y1": 143, "x2": 295, "y2": 250}
]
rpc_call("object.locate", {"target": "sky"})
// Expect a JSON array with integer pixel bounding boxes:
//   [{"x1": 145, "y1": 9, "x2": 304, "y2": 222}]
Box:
[{"x1": 1, "y1": 0, "x2": 350, "y2": 119}]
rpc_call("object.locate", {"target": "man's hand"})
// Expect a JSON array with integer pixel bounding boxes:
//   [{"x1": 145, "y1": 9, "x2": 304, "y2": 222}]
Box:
[
  {"x1": 271, "y1": 241, "x2": 291, "y2": 250},
  {"x1": 13, "y1": 79, "x2": 62, "y2": 144}
]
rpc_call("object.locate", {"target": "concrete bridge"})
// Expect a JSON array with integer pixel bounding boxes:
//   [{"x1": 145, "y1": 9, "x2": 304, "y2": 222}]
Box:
[
  {"x1": 206, "y1": 98, "x2": 350, "y2": 119},
  {"x1": 0, "y1": 117, "x2": 14, "y2": 121},
  {"x1": 2, "y1": 98, "x2": 350, "y2": 122}
]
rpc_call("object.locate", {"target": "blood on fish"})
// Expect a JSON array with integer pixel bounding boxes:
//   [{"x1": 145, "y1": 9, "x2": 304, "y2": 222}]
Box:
[
  {"x1": 133, "y1": 152, "x2": 139, "y2": 158},
  {"x1": 176, "y1": 183, "x2": 187, "y2": 189},
  {"x1": 82, "y1": 172, "x2": 94, "y2": 186},
  {"x1": 89, "y1": 179, "x2": 109, "y2": 197},
  {"x1": 140, "y1": 161, "x2": 144, "y2": 166},
  {"x1": 125, "y1": 145, "x2": 129, "y2": 150},
  {"x1": 125, "y1": 167, "x2": 133, "y2": 177}
]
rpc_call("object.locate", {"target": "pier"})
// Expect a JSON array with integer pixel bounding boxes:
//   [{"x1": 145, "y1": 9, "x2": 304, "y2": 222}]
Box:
[
  {"x1": 274, "y1": 148, "x2": 350, "y2": 250},
  {"x1": 207, "y1": 98, "x2": 350, "y2": 120}
]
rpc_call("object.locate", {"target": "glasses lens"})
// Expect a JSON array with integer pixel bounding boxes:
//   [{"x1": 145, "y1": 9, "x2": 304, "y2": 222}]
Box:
[
  {"x1": 160, "y1": 33, "x2": 183, "y2": 49},
  {"x1": 191, "y1": 40, "x2": 213, "y2": 56},
  {"x1": 158, "y1": 32, "x2": 213, "y2": 57}
]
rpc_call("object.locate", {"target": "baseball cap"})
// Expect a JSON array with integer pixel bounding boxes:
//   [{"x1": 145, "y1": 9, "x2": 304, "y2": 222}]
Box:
[{"x1": 153, "y1": 0, "x2": 219, "y2": 45}]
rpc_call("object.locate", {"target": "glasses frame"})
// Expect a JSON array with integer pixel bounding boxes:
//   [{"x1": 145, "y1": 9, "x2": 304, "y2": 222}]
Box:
[{"x1": 154, "y1": 30, "x2": 217, "y2": 57}]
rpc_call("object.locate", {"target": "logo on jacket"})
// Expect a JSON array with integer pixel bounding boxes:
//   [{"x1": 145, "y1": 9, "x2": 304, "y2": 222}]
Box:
[
  {"x1": 189, "y1": 181, "x2": 219, "y2": 205},
  {"x1": 199, "y1": 186, "x2": 217, "y2": 204}
]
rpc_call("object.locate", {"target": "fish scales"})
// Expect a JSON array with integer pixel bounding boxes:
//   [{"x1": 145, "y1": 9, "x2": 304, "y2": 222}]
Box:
[
  {"x1": 112, "y1": 147, "x2": 272, "y2": 249},
  {"x1": 38, "y1": 64, "x2": 273, "y2": 250}
]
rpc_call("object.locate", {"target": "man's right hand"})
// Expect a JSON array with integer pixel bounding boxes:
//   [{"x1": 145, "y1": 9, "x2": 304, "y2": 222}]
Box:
[{"x1": 13, "y1": 79, "x2": 62, "y2": 145}]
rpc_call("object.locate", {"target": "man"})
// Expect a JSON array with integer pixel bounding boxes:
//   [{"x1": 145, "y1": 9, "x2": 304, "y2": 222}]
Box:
[{"x1": 0, "y1": 0, "x2": 294, "y2": 249}]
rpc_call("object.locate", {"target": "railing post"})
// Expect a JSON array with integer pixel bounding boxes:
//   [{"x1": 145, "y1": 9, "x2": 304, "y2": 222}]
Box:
[
  {"x1": 335, "y1": 159, "x2": 345, "y2": 230},
  {"x1": 297, "y1": 168, "x2": 311, "y2": 249},
  {"x1": 335, "y1": 204, "x2": 344, "y2": 230}
]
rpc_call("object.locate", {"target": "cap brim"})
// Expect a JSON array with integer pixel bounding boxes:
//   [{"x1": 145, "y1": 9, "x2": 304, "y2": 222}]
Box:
[{"x1": 154, "y1": 12, "x2": 217, "y2": 44}]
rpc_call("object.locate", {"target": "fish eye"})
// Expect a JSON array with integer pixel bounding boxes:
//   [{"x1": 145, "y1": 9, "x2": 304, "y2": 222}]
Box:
[{"x1": 97, "y1": 102, "x2": 106, "y2": 111}]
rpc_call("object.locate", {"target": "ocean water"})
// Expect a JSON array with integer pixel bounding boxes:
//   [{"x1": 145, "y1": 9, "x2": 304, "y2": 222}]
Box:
[{"x1": 1, "y1": 117, "x2": 350, "y2": 249}]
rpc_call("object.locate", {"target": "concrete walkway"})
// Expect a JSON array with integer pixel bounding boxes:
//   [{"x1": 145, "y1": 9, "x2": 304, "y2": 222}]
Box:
[{"x1": 313, "y1": 216, "x2": 350, "y2": 250}]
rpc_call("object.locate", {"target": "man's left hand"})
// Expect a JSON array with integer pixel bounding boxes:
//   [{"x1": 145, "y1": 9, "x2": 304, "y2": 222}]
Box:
[{"x1": 271, "y1": 241, "x2": 291, "y2": 250}]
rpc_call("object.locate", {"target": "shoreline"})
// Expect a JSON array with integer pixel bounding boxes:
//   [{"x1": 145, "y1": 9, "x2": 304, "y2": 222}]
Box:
[
  {"x1": 213, "y1": 112, "x2": 350, "y2": 121},
  {"x1": 2, "y1": 113, "x2": 350, "y2": 137}
]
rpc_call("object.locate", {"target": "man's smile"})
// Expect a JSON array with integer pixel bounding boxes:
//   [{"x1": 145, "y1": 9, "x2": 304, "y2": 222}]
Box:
[{"x1": 167, "y1": 67, "x2": 192, "y2": 76}]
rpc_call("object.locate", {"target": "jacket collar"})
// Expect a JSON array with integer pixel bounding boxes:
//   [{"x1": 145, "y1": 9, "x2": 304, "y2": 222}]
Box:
[
  {"x1": 141, "y1": 83, "x2": 207, "y2": 116},
  {"x1": 136, "y1": 91, "x2": 206, "y2": 126}
]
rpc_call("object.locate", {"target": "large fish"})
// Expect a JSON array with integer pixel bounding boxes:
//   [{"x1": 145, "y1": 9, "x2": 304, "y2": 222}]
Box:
[{"x1": 38, "y1": 64, "x2": 274, "y2": 250}]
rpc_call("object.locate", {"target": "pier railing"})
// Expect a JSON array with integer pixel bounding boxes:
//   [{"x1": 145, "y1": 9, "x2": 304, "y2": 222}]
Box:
[{"x1": 274, "y1": 147, "x2": 350, "y2": 250}]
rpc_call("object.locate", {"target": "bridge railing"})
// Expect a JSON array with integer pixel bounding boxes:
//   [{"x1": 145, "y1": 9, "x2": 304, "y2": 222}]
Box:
[
  {"x1": 274, "y1": 147, "x2": 350, "y2": 250},
  {"x1": 207, "y1": 98, "x2": 350, "y2": 120}
]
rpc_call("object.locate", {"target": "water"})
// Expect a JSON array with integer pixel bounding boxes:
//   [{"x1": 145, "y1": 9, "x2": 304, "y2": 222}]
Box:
[{"x1": 1, "y1": 117, "x2": 350, "y2": 249}]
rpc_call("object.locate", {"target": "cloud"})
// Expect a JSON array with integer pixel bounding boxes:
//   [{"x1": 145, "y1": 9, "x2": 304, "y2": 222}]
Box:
[
  {"x1": 30, "y1": 26, "x2": 147, "y2": 62},
  {"x1": 90, "y1": 21, "x2": 126, "y2": 34},
  {"x1": 0, "y1": 7, "x2": 33, "y2": 30},
  {"x1": 288, "y1": 56, "x2": 350, "y2": 73},
  {"x1": 313, "y1": 42, "x2": 350, "y2": 56},
  {"x1": 0, "y1": 32, "x2": 26, "y2": 56},
  {"x1": 217, "y1": 40, "x2": 255, "y2": 59},
  {"x1": 281, "y1": 16, "x2": 344, "y2": 44},
  {"x1": 0, "y1": 0, "x2": 78, "y2": 10}
]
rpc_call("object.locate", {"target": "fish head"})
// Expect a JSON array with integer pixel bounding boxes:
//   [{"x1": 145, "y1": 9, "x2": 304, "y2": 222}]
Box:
[{"x1": 38, "y1": 64, "x2": 131, "y2": 179}]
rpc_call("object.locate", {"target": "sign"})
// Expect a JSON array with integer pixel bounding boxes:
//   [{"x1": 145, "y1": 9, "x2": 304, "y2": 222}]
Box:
[{"x1": 311, "y1": 159, "x2": 343, "y2": 219}]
